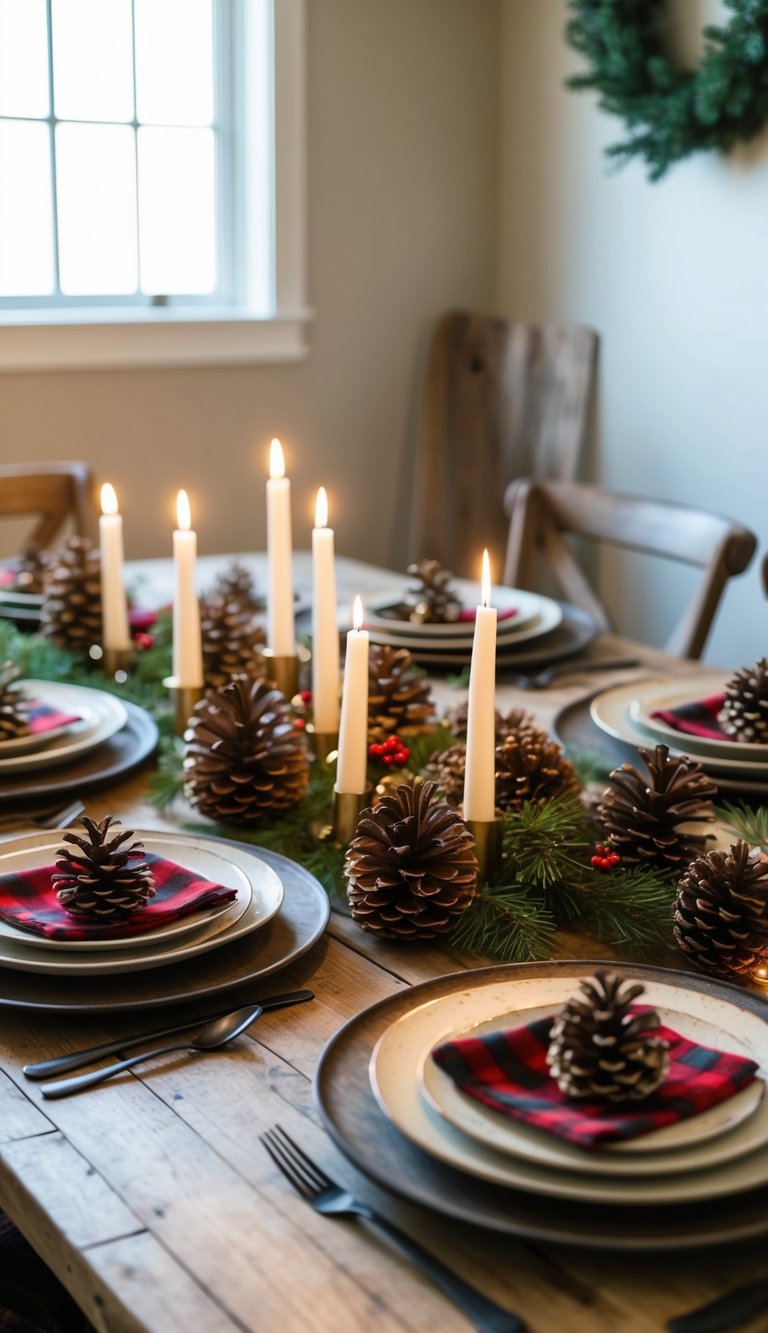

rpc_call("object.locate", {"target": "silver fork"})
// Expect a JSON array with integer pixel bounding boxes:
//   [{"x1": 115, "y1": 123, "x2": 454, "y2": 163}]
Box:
[{"x1": 260, "y1": 1125, "x2": 525, "y2": 1332}]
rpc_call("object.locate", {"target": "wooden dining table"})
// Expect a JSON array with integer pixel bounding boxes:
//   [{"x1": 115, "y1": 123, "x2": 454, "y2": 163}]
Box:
[{"x1": 0, "y1": 554, "x2": 765, "y2": 1333}]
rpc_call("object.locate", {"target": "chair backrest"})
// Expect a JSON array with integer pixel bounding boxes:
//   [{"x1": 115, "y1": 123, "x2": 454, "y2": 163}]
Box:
[
  {"x1": 503, "y1": 478, "x2": 757, "y2": 660},
  {"x1": 409, "y1": 311, "x2": 598, "y2": 579},
  {"x1": 0, "y1": 462, "x2": 97, "y2": 551}
]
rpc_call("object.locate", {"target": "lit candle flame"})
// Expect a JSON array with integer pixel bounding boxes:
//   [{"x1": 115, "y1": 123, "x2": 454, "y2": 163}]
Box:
[
  {"x1": 176, "y1": 489, "x2": 191, "y2": 531},
  {"x1": 269, "y1": 438, "x2": 285, "y2": 480},
  {"x1": 353, "y1": 595, "x2": 364, "y2": 631},
  {"x1": 481, "y1": 549, "x2": 492, "y2": 608},
  {"x1": 315, "y1": 486, "x2": 328, "y2": 529},
  {"x1": 100, "y1": 483, "x2": 118, "y2": 516}
]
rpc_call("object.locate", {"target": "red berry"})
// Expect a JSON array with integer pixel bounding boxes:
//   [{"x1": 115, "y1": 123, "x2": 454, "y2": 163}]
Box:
[{"x1": 299, "y1": 690, "x2": 312, "y2": 705}]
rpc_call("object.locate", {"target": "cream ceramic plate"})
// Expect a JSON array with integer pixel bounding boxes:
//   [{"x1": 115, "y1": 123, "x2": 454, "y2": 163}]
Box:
[
  {"x1": 369, "y1": 975, "x2": 768, "y2": 1205},
  {"x1": 0, "y1": 831, "x2": 251, "y2": 952},
  {"x1": 0, "y1": 682, "x2": 127, "y2": 775},
  {"x1": 360, "y1": 581, "x2": 546, "y2": 637},
  {"x1": 590, "y1": 680, "x2": 768, "y2": 778},
  {"x1": 364, "y1": 598, "x2": 564, "y2": 653},
  {"x1": 0, "y1": 829, "x2": 283, "y2": 974},
  {"x1": 419, "y1": 1005, "x2": 765, "y2": 1177},
  {"x1": 0, "y1": 696, "x2": 95, "y2": 757},
  {"x1": 628, "y1": 675, "x2": 768, "y2": 763}
]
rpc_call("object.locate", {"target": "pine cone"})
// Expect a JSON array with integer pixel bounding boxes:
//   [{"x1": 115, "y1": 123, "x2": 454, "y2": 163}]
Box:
[
  {"x1": 213, "y1": 560, "x2": 264, "y2": 613},
  {"x1": 547, "y1": 969, "x2": 669, "y2": 1102},
  {"x1": 53, "y1": 816, "x2": 155, "y2": 920},
  {"x1": 345, "y1": 781, "x2": 477, "y2": 938},
  {"x1": 674, "y1": 840, "x2": 768, "y2": 978},
  {"x1": 423, "y1": 743, "x2": 467, "y2": 807},
  {"x1": 392, "y1": 559, "x2": 463, "y2": 624},
  {"x1": 368, "y1": 644, "x2": 436, "y2": 742},
  {"x1": 0, "y1": 662, "x2": 29, "y2": 740},
  {"x1": 444, "y1": 699, "x2": 528, "y2": 742},
  {"x1": 200, "y1": 591, "x2": 267, "y2": 691},
  {"x1": 40, "y1": 536, "x2": 102, "y2": 656},
  {"x1": 184, "y1": 675, "x2": 309, "y2": 824},
  {"x1": 596, "y1": 744, "x2": 716, "y2": 872},
  {"x1": 719, "y1": 659, "x2": 768, "y2": 743},
  {"x1": 494, "y1": 723, "x2": 580, "y2": 812},
  {"x1": 15, "y1": 544, "x2": 49, "y2": 594}
]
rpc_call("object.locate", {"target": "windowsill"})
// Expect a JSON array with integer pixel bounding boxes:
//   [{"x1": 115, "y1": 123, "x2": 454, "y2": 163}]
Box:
[{"x1": 0, "y1": 306, "x2": 313, "y2": 372}]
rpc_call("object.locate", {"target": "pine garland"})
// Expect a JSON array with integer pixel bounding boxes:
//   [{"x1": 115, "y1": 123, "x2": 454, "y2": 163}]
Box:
[{"x1": 566, "y1": 0, "x2": 768, "y2": 179}]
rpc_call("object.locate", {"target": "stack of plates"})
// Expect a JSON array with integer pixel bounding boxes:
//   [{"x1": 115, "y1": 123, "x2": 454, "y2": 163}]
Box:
[
  {"x1": 587, "y1": 673, "x2": 768, "y2": 796},
  {"x1": 314, "y1": 963, "x2": 768, "y2": 1250},
  {"x1": 0, "y1": 587, "x2": 43, "y2": 630},
  {"x1": 354, "y1": 581, "x2": 597, "y2": 669}
]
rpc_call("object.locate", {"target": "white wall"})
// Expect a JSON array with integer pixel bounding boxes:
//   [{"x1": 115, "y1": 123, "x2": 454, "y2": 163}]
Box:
[
  {"x1": 498, "y1": 0, "x2": 768, "y2": 667},
  {"x1": 0, "y1": 0, "x2": 500, "y2": 573}
]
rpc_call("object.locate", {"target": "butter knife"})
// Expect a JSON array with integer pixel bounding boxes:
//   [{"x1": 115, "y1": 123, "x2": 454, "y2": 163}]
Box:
[{"x1": 23, "y1": 989, "x2": 313, "y2": 1080}]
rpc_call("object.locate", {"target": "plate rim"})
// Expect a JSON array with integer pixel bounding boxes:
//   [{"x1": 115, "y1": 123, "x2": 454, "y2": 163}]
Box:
[{"x1": 0, "y1": 681, "x2": 127, "y2": 775}]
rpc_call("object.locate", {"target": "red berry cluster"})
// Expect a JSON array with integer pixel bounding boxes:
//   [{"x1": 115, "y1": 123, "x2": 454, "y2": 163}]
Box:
[
  {"x1": 591, "y1": 841, "x2": 620, "y2": 872},
  {"x1": 369, "y1": 734, "x2": 410, "y2": 767}
]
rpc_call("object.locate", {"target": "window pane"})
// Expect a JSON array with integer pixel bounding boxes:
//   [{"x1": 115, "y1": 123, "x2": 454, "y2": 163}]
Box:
[
  {"x1": 134, "y1": 0, "x2": 213, "y2": 126},
  {"x1": 56, "y1": 123, "x2": 137, "y2": 294},
  {"x1": 138, "y1": 127, "x2": 215, "y2": 294},
  {"x1": 0, "y1": 0, "x2": 49, "y2": 118},
  {"x1": 0, "y1": 121, "x2": 53, "y2": 295},
  {"x1": 52, "y1": 0, "x2": 133, "y2": 123}
]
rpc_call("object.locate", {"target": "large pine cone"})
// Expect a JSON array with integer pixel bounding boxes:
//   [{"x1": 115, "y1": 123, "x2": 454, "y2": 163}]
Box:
[
  {"x1": 423, "y1": 743, "x2": 468, "y2": 807},
  {"x1": 213, "y1": 560, "x2": 264, "y2": 614},
  {"x1": 719, "y1": 659, "x2": 768, "y2": 743},
  {"x1": 0, "y1": 662, "x2": 29, "y2": 740},
  {"x1": 40, "y1": 536, "x2": 102, "y2": 656},
  {"x1": 495, "y1": 722, "x2": 580, "y2": 811},
  {"x1": 345, "y1": 780, "x2": 477, "y2": 938},
  {"x1": 674, "y1": 840, "x2": 768, "y2": 978},
  {"x1": 392, "y1": 559, "x2": 463, "y2": 624},
  {"x1": 547, "y1": 970, "x2": 669, "y2": 1102},
  {"x1": 444, "y1": 699, "x2": 528, "y2": 743},
  {"x1": 368, "y1": 644, "x2": 436, "y2": 742},
  {"x1": 53, "y1": 816, "x2": 155, "y2": 920},
  {"x1": 200, "y1": 592, "x2": 267, "y2": 691},
  {"x1": 184, "y1": 675, "x2": 309, "y2": 824},
  {"x1": 596, "y1": 744, "x2": 716, "y2": 872}
]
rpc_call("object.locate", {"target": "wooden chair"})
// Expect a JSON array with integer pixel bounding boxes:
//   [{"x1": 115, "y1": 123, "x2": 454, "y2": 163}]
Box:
[
  {"x1": 408, "y1": 311, "x2": 598, "y2": 579},
  {"x1": 0, "y1": 462, "x2": 98, "y2": 551},
  {"x1": 504, "y1": 478, "x2": 757, "y2": 660}
]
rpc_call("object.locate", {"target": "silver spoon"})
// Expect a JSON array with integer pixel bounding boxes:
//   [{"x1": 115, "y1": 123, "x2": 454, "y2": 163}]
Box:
[{"x1": 39, "y1": 1004, "x2": 263, "y2": 1098}]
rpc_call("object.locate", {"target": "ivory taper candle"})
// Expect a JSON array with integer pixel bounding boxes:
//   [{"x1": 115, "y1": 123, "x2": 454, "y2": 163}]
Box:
[
  {"x1": 336, "y1": 595, "x2": 369, "y2": 795},
  {"x1": 99, "y1": 483, "x2": 131, "y2": 652},
  {"x1": 462, "y1": 549, "x2": 497, "y2": 821},
  {"x1": 266, "y1": 437, "x2": 295, "y2": 657},
  {"x1": 311, "y1": 486, "x2": 340, "y2": 734},
  {"x1": 172, "y1": 489, "x2": 203, "y2": 688}
]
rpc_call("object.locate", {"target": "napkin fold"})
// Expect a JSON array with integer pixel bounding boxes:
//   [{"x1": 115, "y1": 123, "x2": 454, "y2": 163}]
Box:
[
  {"x1": 650, "y1": 693, "x2": 728, "y2": 742},
  {"x1": 431, "y1": 1013, "x2": 759, "y2": 1150},
  {"x1": 23, "y1": 700, "x2": 81, "y2": 737},
  {"x1": 0, "y1": 853, "x2": 238, "y2": 941}
]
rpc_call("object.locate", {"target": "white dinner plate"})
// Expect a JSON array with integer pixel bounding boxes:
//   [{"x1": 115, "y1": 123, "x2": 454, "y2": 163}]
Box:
[
  {"x1": 0, "y1": 696, "x2": 94, "y2": 757},
  {"x1": 359, "y1": 581, "x2": 546, "y2": 637},
  {"x1": 0, "y1": 682, "x2": 127, "y2": 776},
  {"x1": 419, "y1": 1005, "x2": 765, "y2": 1177},
  {"x1": 627, "y1": 675, "x2": 768, "y2": 763},
  {"x1": 590, "y1": 681, "x2": 768, "y2": 778},
  {"x1": 369, "y1": 975, "x2": 768, "y2": 1205},
  {"x1": 0, "y1": 832, "x2": 251, "y2": 952},
  {"x1": 364, "y1": 597, "x2": 564, "y2": 653},
  {"x1": 0, "y1": 829, "x2": 283, "y2": 974}
]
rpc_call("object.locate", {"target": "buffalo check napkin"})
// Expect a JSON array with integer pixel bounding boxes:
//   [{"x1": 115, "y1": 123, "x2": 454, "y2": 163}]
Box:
[
  {"x1": 0, "y1": 700, "x2": 81, "y2": 741},
  {"x1": 0, "y1": 854, "x2": 238, "y2": 942},
  {"x1": 431, "y1": 1013, "x2": 759, "y2": 1150},
  {"x1": 650, "y1": 693, "x2": 728, "y2": 742}
]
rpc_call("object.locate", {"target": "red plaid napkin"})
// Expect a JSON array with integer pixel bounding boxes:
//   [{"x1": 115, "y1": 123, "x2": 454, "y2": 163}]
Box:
[
  {"x1": 431, "y1": 1012, "x2": 759, "y2": 1150},
  {"x1": 0, "y1": 854, "x2": 238, "y2": 942},
  {"x1": 457, "y1": 606, "x2": 518, "y2": 623},
  {"x1": 650, "y1": 693, "x2": 727, "y2": 742},
  {"x1": 21, "y1": 701, "x2": 81, "y2": 737}
]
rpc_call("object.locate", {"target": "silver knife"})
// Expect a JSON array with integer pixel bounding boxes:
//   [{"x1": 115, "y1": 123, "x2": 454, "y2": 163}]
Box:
[{"x1": 23, "y1": 989, "x2": 314, "y2": 1080}]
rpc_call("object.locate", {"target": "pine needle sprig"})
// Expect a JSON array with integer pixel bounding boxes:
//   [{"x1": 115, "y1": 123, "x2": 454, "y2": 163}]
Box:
[
  {"x1": 500, "y1": 794, "x2": 593, "y2": 887},
  {"x1": 147, "y1": 736, "x2": 186, "y2": 809},
  {"x1": 407, "y1": 724, "x2": 457, "y2": 772},
  {"x1": 451, "y1": 885, "x2": 556, "y2": 963},
  {"x1": 553, "y1": 868, "x2": 675, "y2": 958},
  {"x1": 716, "y1": 801, "x2": 768, "y2": 851}
]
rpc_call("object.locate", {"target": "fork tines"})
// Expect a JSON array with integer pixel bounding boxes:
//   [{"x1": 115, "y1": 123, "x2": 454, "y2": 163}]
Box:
[{"x1": 260, "y1": 1125, "x2": 332, "y2": 1200}]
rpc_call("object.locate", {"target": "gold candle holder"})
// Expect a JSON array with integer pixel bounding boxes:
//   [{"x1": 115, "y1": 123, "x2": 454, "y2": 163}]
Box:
[
  {"x1": 332, "y1": 787, "x2": 366, "y2": 845},
  {"x1": 262, "y1": 649, "x2": 300, "y2": 700},
  {"x1": 163, "y1": 677, "x2": 205, "y2": 737},
  {"x1": 466, "y1": 817, "x2": 504, "y2": 883},
  {"x1": 307, "y1": 726, "x2": 339, "y2": 765}
]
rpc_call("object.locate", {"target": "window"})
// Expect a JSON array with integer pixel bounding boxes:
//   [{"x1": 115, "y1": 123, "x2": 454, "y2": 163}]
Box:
[{"x1": 0, "y1": 0, "x2": 308, "y2": 370}]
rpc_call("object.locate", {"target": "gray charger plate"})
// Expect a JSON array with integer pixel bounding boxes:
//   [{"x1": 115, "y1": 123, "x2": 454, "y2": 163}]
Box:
[
  {"x1": 314, "y1": 960, "x2": 768, "y2": 1251},
  {"x1": 0, "y1": 843, "x2": 329, "y2": 1011},
  {"x1": 359, "y1": 604, "x2": 598, "y2": 672}
]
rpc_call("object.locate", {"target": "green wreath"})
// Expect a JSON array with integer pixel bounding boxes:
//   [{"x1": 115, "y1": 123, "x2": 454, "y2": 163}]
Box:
[{"x1": 566, "y1": 0, "x2": 768, "y2": 179}]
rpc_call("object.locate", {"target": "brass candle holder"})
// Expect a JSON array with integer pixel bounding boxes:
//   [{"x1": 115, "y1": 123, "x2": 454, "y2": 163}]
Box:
[
  {"x1": 307, "y1": 726, "x2": 339, "y2": 765},
  {"x1": 100, "y1": 646, "x2": 135, "y2": 679},
  {"x1": 262, "y1": 649, "x2": 300, "y2": 700},
  {"x1": 163, "y1": 677, "x2": 205, "y2": 737},
  {"x1": 332, "y1": 787, "x2": 367, "y2": 845},
  {"x1": 466, "y1": 816, "x2": 504, "y2": 883}
]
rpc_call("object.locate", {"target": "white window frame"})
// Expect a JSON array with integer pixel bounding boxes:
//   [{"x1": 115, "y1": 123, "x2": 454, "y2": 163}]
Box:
[{"x1": 0, "y1": 0, "x2": 309, "y2": 372}]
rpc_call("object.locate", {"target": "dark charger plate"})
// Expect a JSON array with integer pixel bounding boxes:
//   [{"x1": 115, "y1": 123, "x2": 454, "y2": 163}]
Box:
[{"x1": 313, "y1": 960, "x2": 768, "y2": 1251}]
